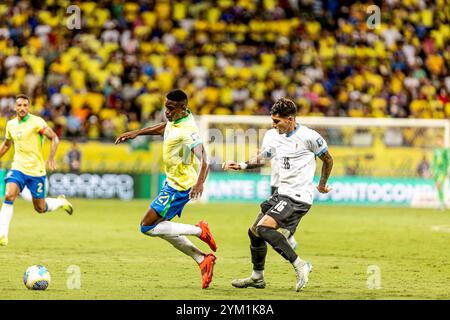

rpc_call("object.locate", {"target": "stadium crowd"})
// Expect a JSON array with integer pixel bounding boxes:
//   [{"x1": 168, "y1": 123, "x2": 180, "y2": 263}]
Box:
[{"x1": 0, "y1": 0, "x2": 449, "y2": 141}]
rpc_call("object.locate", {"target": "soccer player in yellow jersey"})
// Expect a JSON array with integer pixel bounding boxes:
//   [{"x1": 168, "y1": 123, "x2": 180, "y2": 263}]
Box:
[
  {"x1": 115, "y1": 89, "x2": 217, "y2": 289},
  {"x1": 0, "y1": 95, "x2": 73, "y2": 246}
]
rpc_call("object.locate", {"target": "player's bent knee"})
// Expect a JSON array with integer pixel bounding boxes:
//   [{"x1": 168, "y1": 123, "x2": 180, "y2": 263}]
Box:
[
  {"x1": 256, "y1": 225, "x2": 278, "y2": 241},
  {"x1": 34, "y1": 206, "x2": 46, "y2": 214},
  {"x1": 255, "y1": 225, "x2": 270, "y2": 237},
  {"x1": 140, "y1": 224, "x2": 157, "y2": 236},
  {"x1": 256, "y1": 225, "x2": 297, "y2": 262},
  {"x1": 249, "y1": 227, "x2": 260, "y2": 238},
  {"x1": 4, "y1": 193, "x2": 17, "y2": 202},
  {"x1": 248, "y1": 227, "x2": 266, "y2": 248}
]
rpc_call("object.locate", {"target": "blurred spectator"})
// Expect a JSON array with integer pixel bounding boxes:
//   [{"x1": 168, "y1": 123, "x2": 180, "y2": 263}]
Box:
[
  {"x1": 0, "y1": 0, "x2": 448, "y2": 144},
  {"x1": 345, "y1": 158, "x2": 360, "y2": 176},
  {"x1": 416, "y1": 155, "x2": 431, "y2": 178},
  {"x1": 65, "y1": 140, "x2": 82, "y2": 173}
]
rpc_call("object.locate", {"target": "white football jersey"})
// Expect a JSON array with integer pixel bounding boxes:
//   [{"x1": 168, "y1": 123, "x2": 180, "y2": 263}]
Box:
[
  {"x1": 261, "y1": 129, "x2": 280, "y2": 188},
  {"x1": 262, "y1": 124, "x2": 328, "y2": 204}
]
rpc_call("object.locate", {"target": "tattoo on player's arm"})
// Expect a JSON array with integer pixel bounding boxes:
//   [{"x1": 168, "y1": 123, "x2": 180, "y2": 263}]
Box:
[
  {"x1": 246, "y1": 162, "x2": 265, "y2": 170},
  {"x1": 245, "y1": 150, "x2": 268, "y2": 169},
  {"x1": 318, "y1": 151, "x2": 333, "y2": 185}
]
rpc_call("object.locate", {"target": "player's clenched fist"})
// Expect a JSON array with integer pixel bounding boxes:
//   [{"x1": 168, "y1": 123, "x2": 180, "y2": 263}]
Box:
[
  {"x1": 189, "y1": 183, "x2": 204, "y2": 199},
  {"x1": 46, "y1": 158, "x2": 57, "y2": 171},
  {"x1": 317, "y1": 184, "x2": 332, "y2": 193}
]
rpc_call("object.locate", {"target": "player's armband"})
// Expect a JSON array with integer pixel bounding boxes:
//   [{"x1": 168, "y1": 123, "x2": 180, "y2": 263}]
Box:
[{"x1": 39, "y1": 127, "x2": 48, "y2": 135}]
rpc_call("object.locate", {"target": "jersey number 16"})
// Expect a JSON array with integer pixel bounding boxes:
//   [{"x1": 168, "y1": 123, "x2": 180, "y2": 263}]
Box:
[{"x1": 282, "y1": 157, "x2": 290, "y2": 170}]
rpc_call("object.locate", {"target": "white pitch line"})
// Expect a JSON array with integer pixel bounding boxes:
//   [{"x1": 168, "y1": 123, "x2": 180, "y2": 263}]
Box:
[{"x1": 431, "y1": 225, "x2": 450, "y2": 233}]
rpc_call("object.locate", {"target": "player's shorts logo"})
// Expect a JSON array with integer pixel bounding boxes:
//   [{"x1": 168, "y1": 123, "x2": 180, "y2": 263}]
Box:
[{"x1": 270, "y1": 200, "x2": 288, "y2": 214}]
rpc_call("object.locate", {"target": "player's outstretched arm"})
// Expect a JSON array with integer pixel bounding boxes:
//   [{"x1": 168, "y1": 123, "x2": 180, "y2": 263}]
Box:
[
  {"x1": 115, "y1": 122, "x2": 167, "y2": 144},
  {"x1": 222, "y1": 149, "x2": 268, "y2": 171},
  {"x1": 317, "y1": 150, "x2": 333, "y2": 193},
  {"x1": 0, "y1": 139, "x2": 12, "y2": 159},
  {"x1": 189, "y1": 143, "x2": 209, "y2": 200},
  {"x1": 43, "y1": 127, "x2": 60, "y2": 171}
]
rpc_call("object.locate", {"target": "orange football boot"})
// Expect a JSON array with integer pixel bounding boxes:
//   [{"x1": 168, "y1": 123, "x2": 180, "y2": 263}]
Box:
[
  {"x1": 196, "y1": 220, "x2": 217, "y2": 252},
  {"x1": 199, "y1": 253, "x2": 216, "y2": 289}
]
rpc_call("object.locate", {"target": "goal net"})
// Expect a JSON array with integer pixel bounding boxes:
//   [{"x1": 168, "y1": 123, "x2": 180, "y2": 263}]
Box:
[{"x1": 198, "y1": 115, "x2": 450, "y2": 208}]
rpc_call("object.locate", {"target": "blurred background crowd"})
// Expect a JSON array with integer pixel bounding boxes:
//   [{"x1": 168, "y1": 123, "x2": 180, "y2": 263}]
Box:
[{"x1": 0, "y1": 0, "x2": 449, "y2": 142}]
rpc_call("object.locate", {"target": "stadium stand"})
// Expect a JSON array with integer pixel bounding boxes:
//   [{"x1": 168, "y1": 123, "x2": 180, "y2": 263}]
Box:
[{"x1": 0, "y1": 0, "x2": 449, "y2": 141}]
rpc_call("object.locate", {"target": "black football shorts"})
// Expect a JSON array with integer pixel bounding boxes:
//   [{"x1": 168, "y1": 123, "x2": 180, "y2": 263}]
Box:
[{"x1": 260, "y1": 191, "x2": 311, "y2": 234}]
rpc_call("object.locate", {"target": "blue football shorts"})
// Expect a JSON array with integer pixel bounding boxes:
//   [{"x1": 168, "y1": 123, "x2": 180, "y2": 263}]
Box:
[
  {"x1": 5, "y1": 169, "x2": 47, "y2": 199},
  {"x1": 150, "y1": 182, "x2": 191, "y2": 220}
]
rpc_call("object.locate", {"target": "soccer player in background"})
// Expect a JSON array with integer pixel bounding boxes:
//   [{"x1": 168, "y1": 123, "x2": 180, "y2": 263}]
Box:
[
  {"x1": 432, "y1": 136, "x2": 449, "y2": 210},
  {"x1": 0, "y1": 95, "x2": 73, "y2": 246},
  {"x1": 261, "y1": 128, "x2": 298, "y2": 250},
  {"x1": 223, "y1": 98, "x2": 333, "y2": 291},
  {"x1": 115, "y1": 89, "x2": 217, "y2": 289}
]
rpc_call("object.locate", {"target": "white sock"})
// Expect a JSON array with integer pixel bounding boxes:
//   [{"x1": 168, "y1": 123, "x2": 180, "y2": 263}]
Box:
[
  {"x1": 162, "y1": 235, "x2": 205, "y2": 264},
  {"x1": 145, "y1": 221, "x2": 202, "y2": 237},
  {"x1": 292, "y1": 257, "x2": 304, "y2": 270},
  {"x1": 20, "y1": 187, "x2": 33, "y2": 202},
  {"x1": 281, "y1": 229, "x2": 298, "y2": 250},
  {"x1": 251, "y1": 270, "x2": 264, "y2": 280},
  {"x1": 288, "y1": 235, "x2": 298, "y2": 249},
  {"x1": 0, "y1": 203, "x2": 14, "y2": 237},
  {"x1": 45, "y1": 198, "x2": 65, "y2": 212}
]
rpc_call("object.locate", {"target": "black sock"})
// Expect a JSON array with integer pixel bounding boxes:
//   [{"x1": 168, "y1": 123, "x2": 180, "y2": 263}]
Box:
[
  {"x1": 248, "y1": 228, "x2": 267, "y2": 271},
  {"x1": 256, "y1": 226, "x2": 298, "y2": 263}
]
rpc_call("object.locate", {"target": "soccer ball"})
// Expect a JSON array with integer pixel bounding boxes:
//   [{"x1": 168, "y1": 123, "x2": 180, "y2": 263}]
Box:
[{"x1": 23, "y1": 265, "x2": 51, "y2": 290}]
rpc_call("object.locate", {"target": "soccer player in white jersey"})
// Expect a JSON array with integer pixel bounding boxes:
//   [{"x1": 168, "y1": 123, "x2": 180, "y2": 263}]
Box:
[
  {"x1": 262, "y1": 128, "x2": 298, "y2": 250},
  {"x1": 224, "y1": 98, "x2": 334, "y2": 291},
  {"x1": 115, "y1": 89, "x2": 217, "y2": 289}
]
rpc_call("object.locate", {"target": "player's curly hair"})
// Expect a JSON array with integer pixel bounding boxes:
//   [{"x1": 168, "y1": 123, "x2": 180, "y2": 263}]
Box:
[
  {"x1": 166, "y1": 89, "x2": 188, "y2": 103},
  {"x1": 270, "y1": 98, "x2": 297, "y2": 117}
]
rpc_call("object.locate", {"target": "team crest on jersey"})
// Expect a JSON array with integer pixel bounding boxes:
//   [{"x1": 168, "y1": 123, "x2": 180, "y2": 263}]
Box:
[
  {"x1": 316, "y1": 137, "x2": 324, "y2": 147},
  {"x1": 191, "y1": 133, "x2": 200, "y2": 141},
  {"x1": 16, "y1": 131, "x2": 23, "y2": 140}
]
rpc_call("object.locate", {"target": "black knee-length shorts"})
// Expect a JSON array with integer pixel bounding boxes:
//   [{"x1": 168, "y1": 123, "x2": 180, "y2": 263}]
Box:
[{"x1": 260, "y1": 191, "x2": 311, "y2": 234}]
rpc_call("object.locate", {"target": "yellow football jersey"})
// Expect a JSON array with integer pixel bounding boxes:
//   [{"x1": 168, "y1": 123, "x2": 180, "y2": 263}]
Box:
[
  {"x1": 5, "y1": 114, "x2": 48, "y2": 177},
  {"x1": 163, "y1": 111, "x2": 202, "y2": 191}
]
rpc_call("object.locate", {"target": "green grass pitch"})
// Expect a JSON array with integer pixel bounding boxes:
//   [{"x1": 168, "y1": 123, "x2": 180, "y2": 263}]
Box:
[{"x1": 1, "y1": 199, "x2": 450, "y2": 300}]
